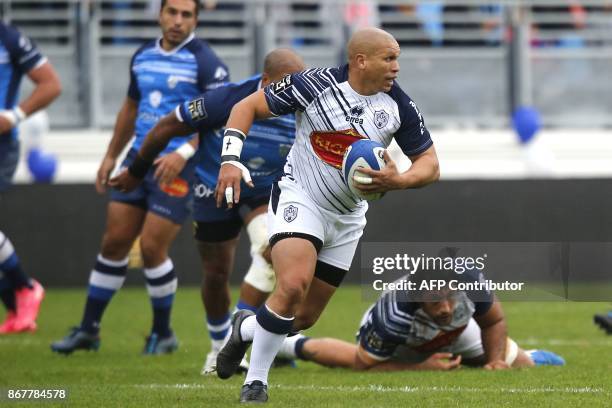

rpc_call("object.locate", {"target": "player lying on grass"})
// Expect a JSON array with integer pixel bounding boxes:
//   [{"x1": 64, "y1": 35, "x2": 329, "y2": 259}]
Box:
[{"x1": 276, "y1": 259, "x2": 565, "y2": 370}]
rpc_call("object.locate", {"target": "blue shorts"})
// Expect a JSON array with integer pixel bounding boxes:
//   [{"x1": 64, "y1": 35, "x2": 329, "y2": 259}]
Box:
[
  {"x1": 0, "y1": 139, "x2": 19, "y2": 193},
  {"x1": 110, "y1": 148, "x2": 195, "y2": 225},
  {"x1": 192, "y1": 179, "x2": 270, "y2": 242}
]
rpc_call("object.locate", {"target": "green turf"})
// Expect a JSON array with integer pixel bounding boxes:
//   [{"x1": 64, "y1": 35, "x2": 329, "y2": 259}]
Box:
[{"x1": 1, "y1": 287, "x2": 610, "y2": 407}]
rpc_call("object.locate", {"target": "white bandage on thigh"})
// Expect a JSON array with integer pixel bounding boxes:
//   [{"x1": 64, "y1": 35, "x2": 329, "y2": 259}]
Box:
[
  {"x1": 504, "y1": 337, "x2": 519, "y2": 366},
  {"x1": 243, "y1": 213, "x2": 276, "y2": 293}
]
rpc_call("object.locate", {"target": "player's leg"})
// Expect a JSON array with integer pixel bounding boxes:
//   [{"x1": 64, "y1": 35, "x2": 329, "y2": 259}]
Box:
[
  {"x1": 139, "y1": 212, "x2": 181, "y2": 354},
  {"x1": 192, "y1": 180, "x2": 243, "y2": 371},
  {"x1": 237, "y1": 204, "x2": 275, "y2": 312},
  {"x1": 455, "y1": 318, "x2": 564, "y2": 367},
  {"x1": 50, "y1": 201, "x2": 145, "y2": 353},
  {"x1": 594, "y1": 311, "x2": 612, "y2": 334},
  {"x1": 0, "y1": 229, "x2": 44, "y2": 333},
  {"x1": 0, "y1": 139, "x2": 44, "y2": 333},
  {"x1": 139, "y1": 159, "x2": 195, "y2": 354},
  {"x1": 277, "y1": 335, "x2": 359, "y2": 368},
  {"x1": 235, "y1": 237, "x2": 318, "y2": 403},
  {"x1": 196, "y1": 235, "x2": 239, "y2": 372}
]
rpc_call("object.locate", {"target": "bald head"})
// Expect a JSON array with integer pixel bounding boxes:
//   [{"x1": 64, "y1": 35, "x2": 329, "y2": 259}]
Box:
[
  {"x1": 347, "y1": 27, "x2": 398, "y2": 61},
  {"x1": 263, "y1": 48, "x2": 306, "y2": 83}
]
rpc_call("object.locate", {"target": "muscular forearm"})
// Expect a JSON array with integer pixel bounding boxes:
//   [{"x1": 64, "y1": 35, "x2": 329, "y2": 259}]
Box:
[
  {"x1": 481, "y1": 319, "x2": 508, "y2": 364},
  {"x1": 139, "y1": 114, "x2": 194, "y2": 162},
  {"x1": 398, "y1": 151, "x2": 440, "y2": 189},
  {"x1": 225, "y1": 90, "x2": 271, "y2": 136}
]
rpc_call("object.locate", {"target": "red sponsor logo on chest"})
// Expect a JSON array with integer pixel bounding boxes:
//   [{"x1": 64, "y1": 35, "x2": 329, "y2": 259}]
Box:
[
  {"x1": 413, "y1": 325, "x2": 467, "y2": 353},
  {"x1": 160, "y1": 177, "x2": 190, "y2": 198},
  {"x1": 309, "y1": 129, "x2": 366, "y2": 169}
]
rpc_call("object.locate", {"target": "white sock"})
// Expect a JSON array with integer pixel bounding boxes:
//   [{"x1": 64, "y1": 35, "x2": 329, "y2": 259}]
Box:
[
  {"x1": 244, "y1": 322, "x2": 289, "y2": 385},
  {"x1": 240, "y1": 315, "x2": 257, "y2": 342},
  {"x1": 277, "y1": 334, "x2": 305, "y2": 359}
]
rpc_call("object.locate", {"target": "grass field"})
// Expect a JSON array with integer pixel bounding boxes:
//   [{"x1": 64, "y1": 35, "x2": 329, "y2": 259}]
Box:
[{"x1": 1, "y1": 286, "x2": 611, "y2": 407}]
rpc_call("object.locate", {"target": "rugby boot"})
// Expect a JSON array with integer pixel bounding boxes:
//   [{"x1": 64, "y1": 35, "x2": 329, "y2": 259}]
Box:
[
  {"x1": 143, "y1": 331, "x2": 179, "y2": 355},
  {"x1": 51, "y1": 327, "x2": 100, "y2": 354},
  {"x1": 240, "y1": 380, "x2": 268, "y2": 404},
  {"x1": 217, "y1": 310, "x2": 254, "y2": 379}
]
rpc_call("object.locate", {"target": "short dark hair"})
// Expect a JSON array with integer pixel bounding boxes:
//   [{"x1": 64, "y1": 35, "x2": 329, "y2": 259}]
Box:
[{"x1": 160, "y1": 0, "x2": 201, "y2": 16}]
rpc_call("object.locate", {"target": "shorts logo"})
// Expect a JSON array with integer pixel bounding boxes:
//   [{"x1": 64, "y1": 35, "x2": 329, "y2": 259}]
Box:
[
  {"x1": 374, "y1": 110, "x2": 389, "y2": 129},
  {"x1": 160, "y1": 177, "x2": 190, "y2": 198},
  {"x1": 283, "y1": 205, "x2": 298, "y2": 223},
  {"x1": 188, "y1": 98, "x2": 207, "y2": 122}
]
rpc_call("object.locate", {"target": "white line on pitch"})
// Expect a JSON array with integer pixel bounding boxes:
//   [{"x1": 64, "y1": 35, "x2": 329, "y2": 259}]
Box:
[{"x1": 136, "y1": 383, "x2": 607, "y2": 394}]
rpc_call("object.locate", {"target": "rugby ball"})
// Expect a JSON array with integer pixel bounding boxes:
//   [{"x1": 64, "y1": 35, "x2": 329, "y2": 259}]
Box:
[{"x1": 342, "y1": 139, "x2": 386, "y2": 201}]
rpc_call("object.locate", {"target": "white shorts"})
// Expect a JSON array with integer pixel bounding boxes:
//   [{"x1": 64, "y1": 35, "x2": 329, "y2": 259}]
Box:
[{"x1": 267, "y1": 177, "x2": 367, "y2": 270}]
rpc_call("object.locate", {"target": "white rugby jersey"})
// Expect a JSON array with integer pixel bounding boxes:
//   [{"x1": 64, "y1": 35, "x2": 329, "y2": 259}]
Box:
[
  {"x1": 263, "y1": 64, "x2": 433, "y2": 214},
  {"x1": 360, "y1": 272, "x2": 494, "y2": 360}
]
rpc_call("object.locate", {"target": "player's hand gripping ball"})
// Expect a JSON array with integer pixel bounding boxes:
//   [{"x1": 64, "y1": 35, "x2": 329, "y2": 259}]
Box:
[{"x1": 342, "y1": 139, "x2": 386, "y2": 201}]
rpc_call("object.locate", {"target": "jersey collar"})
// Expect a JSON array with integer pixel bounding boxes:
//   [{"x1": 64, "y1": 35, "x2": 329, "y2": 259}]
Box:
[{"x1": 156, "y1": 32, "x2": 195, "y2": 56}]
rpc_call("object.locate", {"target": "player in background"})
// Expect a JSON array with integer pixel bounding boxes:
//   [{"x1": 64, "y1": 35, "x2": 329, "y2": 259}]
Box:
[
  {"x1": 0, "y1": 22, "x2": 61, "y2": 334},
  {"x1": 109, "y1": 48, "x2": 305, "y2": 373},
  {"x1": 213, "y1": 27, "x2": 439, "y2": 403},
  {"x1": 276, "y1": 262, "x2": 565, "y2": 371},
  {"x1": 50, "y1": 0, "x2": 229, "y2": 354},
  {"x1": 594, "y1": 311, "x2": 611, "y2": 334}
]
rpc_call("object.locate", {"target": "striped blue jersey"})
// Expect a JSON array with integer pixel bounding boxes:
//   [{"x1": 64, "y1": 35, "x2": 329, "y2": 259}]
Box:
[
  {"x1": 177, "y1": 75, "x2": 296, "y2": 198},
  {"x1": 361, "y1": 271, "x2": 493, "y2": 360},
  {"x1": 128, "y1": 33, "x2": 229, "y2": 155},
  {"x1": 0, "y1": 23, "x2": 45, "y2": 140},
  {"x1": 263, "y1": 64, "x2": 433, "y2": 214}
]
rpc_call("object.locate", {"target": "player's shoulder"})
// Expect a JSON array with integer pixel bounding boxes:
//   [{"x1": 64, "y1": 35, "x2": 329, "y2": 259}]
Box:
[
  {"x1": 386, "y1": 82, "x2": 424, "y2": 121},
  {"x1": 294, "y1": 64, "x2": 347, "y2": 85},
  {"x1": 185, "y1": 37, "x2": 222, "y2": 60},
  {"x1": 205, "y1": 75, "x2": 259, "y2": 102},
  {"x1": 131, "y1": 39, "x2": 157, "y2": 59},
  {"x1": 0, "y1": 22, "x2": 23, "y2": 46}
]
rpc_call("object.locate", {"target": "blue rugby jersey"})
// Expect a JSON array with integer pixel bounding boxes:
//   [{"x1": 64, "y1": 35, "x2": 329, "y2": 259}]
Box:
[
  {"x1": 177, "y1": 75, "x2": 296, "y2": 198},
  {"x1": 0, "y1": 23, "x2": 45, "y2": 141},
  {"x1": 128, "y1": 33, "x2": 229, "y2": 155}
]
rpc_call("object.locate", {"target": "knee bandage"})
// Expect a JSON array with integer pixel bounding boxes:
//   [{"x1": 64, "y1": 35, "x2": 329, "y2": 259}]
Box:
[
  {"x1": 243, "y1": 214, "x2": 276, "y2": 293},
  {"x1": 504, "y1": 337, "x2": 519, "y2": 366}
]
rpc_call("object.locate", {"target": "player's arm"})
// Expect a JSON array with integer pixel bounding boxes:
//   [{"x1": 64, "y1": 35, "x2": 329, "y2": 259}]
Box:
[
  {"x1": 0, "y1": 62, "x2": 61, "y2": 134},
  {"x1": 355, "y1": 145, "x2": 439, "y2": 194},
  {"x1": 214, "y1": 89, "x2": 272, "y2": 208},
  {"x1": 354, "y1": 345, "x2": 460, "y2": 371},
  {"x1": 97, "y1": 97, "x2": 138, "y2": 193},
  {"x1": 153, "y1": 132, "x2": 199, "y2": 186},
  {"x1": 21, "y1": 62, "x2": 62, "y2": 116},
  {"x1": 474, "y1": 298, "x2": 510, "y2": 370},
  {"x1": 107, "y1": 107, "x2": 195, "y2": 191}
]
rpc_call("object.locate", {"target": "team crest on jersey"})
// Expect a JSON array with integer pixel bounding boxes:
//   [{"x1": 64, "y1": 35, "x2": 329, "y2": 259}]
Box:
[
  {"x1": 160, "y1": 177, "x2": 189, "y2": 198},
  {"x1": 214, "y1": 66, "x2": 228, "y2": 81},
  {"x1": 187, "y1": 98, "x2": 207, "y2": 122},
  {"x1": 272, "y1": 75, "x2": 293, "y2": 94},
  {"x1": 374, "y1": 110, "x2": 389, "y2": 129},
  {"x1": 283, "y1": 205, "x2": 298, "y2": 223},
  {"x1": 149, "y1": 91, "x2": 162, "y2": 108},
  {"x1": 310, "y1": 129, "x2": 366, "y2": 169}
]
